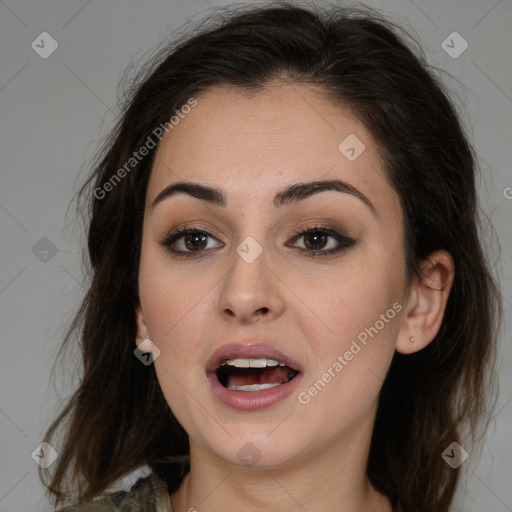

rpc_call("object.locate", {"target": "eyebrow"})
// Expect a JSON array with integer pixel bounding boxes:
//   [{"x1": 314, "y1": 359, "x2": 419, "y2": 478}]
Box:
[{"x1": 151, "y1": 179, "x2": 377, "y2": 215}]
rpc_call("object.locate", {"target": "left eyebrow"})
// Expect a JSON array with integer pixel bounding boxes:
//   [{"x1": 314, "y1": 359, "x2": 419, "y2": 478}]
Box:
[
  {"x1": 151, "y1": 178, "x2": 377, "y2": 216},
  {"x1": 273, "y1": 179, "x2": 377, "y2": 215}
]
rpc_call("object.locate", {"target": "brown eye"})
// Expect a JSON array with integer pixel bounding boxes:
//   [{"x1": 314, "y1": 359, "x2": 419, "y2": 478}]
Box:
[
  {"x1": 182, "y1": 232, "x2": 208, "y2": 251},
  {"x1": 289, "y1": 225, "x2": 356, "y2": 258},
  {"x1": 161, "y1": 227, "x2": 223, "y2": 257},
  {"x1": 302, "y1": 231, "x2": 330, "y2": 251}
]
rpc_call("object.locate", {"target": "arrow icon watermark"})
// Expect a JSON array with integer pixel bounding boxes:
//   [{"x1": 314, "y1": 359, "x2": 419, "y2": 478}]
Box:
[
  {"x1": 236, "y1": 236, "x2": 263, "y2": 263},
  {"x1": 338, "y1": 134, "x2": 366, "y2": 161}
]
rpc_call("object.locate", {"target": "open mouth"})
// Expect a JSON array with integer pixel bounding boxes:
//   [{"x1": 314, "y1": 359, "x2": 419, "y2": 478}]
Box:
[{"x1": 216, "y1": 358, "x2": 300, "y2": 392}]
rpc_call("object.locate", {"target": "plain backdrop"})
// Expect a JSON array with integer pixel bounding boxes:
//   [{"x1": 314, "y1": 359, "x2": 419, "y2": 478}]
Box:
[{"x1": 1, "y1": 0, "x2": 511, "y2": 511}]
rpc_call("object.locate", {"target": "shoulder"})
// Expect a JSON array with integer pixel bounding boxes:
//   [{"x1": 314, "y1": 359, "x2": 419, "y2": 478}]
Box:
[{"x1": 56, "y1": 474, "x2": 161, "y2": 512}]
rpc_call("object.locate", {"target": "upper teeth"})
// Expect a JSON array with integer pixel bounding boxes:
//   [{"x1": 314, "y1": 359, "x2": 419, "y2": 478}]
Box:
[{"x1": 220, "y1": 358, "x2": 286, "y2": 368}]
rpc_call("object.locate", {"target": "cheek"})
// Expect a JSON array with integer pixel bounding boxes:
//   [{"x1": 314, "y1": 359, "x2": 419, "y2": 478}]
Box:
[
  {"x1": 302, "y1": 256, "x2": 403, "y2": 355},
  {"x1": 138, "y1": 248, "x2": 211, "y2": 431},
  {"x1": 294, "y1": 266, "x2": 402, "y2": 433},
  {"x1": 138, "y1": 242, "x2": 204, "y2": 359}
]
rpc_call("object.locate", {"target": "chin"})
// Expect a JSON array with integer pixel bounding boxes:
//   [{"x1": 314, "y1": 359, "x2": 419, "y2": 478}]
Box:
[{"x1": 199, "y1": 427, "x2": 310, "y2": 469}]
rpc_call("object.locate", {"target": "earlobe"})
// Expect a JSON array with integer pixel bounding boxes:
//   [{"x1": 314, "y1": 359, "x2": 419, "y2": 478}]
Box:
[{"x1": 396, "y1": 249, "x2": 455, "y2": 354}]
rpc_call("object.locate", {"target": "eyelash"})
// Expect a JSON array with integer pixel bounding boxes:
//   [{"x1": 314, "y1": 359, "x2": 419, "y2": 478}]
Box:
[{"x1": 160, "y1": 223, "x2": 356, "y2": 259}]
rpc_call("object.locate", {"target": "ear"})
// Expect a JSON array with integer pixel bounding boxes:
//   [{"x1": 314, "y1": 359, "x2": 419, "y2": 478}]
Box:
[
  {"x1": 396, "y1": 249, "x2": 455, "y2": 354},
  {"x1": 135, "y1": 303, "x2": 152, "y2": 352}
]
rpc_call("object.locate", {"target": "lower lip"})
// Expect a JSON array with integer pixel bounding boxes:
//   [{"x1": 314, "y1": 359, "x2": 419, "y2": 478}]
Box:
[{"x1": 207, "y1": 371, "x2": 303, "y2": 411}]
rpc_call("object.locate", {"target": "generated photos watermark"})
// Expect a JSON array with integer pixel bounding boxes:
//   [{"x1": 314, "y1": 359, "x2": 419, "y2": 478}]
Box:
[
  {"x1": 93, "y1": 97, "x2": 198, "y2": 200},
  {"x1": 298, "y1": 301, "x2": 403, "y2": 405}
]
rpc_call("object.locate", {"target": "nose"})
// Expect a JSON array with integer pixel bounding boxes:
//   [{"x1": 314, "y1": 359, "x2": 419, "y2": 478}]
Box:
[{"x1": 216, "y1": 242, "x2": 285, "y2": 325}]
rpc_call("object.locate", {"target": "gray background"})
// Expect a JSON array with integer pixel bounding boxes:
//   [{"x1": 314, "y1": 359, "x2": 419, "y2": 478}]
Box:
[{"x1": 0, "y1": 0, "x2": 511, "y2": 511}]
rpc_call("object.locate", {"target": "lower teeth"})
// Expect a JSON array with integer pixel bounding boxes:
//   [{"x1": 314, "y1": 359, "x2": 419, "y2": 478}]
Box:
[{"x1": 227, "y1": 382, "x2": 282, "y2": 391}]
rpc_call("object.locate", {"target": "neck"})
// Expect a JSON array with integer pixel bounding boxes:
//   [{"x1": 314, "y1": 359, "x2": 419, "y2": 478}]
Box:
[{"x1": 169, "y1": 405, "x2": 392, "y2": 512}]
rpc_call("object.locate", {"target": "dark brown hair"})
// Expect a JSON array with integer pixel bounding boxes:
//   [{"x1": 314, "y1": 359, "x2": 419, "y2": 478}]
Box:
[{"x1": 40, "y1": 2, "x2": 501, "y2": 511}]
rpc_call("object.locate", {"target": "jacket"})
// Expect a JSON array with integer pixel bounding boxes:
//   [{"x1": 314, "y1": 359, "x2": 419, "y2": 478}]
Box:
[{"x1": 56, "y1": 472, "x2": 172, "y2": 512}]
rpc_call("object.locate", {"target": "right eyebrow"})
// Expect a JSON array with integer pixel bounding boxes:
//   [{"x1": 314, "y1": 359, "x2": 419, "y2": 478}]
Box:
[{"x1": 151, "y1": 182, "x2": 225, "y2": 210}]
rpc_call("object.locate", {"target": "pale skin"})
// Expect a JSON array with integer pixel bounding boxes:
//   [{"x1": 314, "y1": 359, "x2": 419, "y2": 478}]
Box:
[{"x1": 135, "y1": 81, "x2": 454, "y2": 512}]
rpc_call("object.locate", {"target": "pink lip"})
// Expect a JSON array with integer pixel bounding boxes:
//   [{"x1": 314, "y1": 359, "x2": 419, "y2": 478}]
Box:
[{"x1": 205, "y1": 342, "x2": 304, "y2": 411}]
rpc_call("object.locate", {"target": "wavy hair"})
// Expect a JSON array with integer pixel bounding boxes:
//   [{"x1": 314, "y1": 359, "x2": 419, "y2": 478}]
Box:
[{"x1": 40, "y1": 3, "x2": 501, "y2": 511}]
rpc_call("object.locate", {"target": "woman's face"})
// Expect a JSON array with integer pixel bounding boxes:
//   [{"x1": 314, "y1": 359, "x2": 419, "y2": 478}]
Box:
[{"x1": 136, "y1": 82, "x2": 408, "y2": 468}]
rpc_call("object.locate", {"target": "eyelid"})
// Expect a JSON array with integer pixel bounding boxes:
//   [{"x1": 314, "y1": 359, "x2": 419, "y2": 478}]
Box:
[
  {"x1": 160, "y1": 226, "x2": 223, "y2": 258},
  {"x1": 160, "y1": 222, "x2": 355, "y2": 258},
  {"x1": 286, "y1": 223, "x2": 355, "y2": 257}
]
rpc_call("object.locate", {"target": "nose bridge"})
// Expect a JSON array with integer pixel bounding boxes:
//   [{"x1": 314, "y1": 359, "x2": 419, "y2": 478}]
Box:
[{"x1": 216, "y1": 231, "x2": 285, "y2": 323}]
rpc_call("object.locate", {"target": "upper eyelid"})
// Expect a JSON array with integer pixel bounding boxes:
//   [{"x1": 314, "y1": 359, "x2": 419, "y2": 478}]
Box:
[
  {"x1": 165, "y1": 224, "x2": 343, "y2": 239},
  {"x1": 162, "y1": 224, "x2": 350, "y2": 249}
]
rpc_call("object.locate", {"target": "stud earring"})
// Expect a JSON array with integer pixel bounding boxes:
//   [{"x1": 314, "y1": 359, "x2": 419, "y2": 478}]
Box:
[
  {"x1": 137, "y1": 334, "x2": 153, "y2": 353},
  {"x1": 409, "y1": 336, "x2": 414, "y2": 343}
]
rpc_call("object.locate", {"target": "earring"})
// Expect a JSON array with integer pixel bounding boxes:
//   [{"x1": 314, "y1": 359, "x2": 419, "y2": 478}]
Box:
[
  {"x1": 138, "y1": 334, "x2": 153, "y2": 353},
  {"x1": 409, "y1": 336, "x2": 414, "y2": 343}
]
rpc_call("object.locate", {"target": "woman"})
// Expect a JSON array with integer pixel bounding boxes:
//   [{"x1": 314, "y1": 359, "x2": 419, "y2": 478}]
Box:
[{"x1": 40, "y1": 3, "x2": 501, "y2": 511}]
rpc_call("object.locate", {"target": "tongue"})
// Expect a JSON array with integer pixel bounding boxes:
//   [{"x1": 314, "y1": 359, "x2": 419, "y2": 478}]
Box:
[{"x1": 226, "y1": 366, "x2": 292, "y2": 388}]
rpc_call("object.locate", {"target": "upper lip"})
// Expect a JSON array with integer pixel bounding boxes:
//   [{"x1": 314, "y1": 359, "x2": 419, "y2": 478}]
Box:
[{"x1": 205, "y1": 342, "x2": 303, "y2": 375}]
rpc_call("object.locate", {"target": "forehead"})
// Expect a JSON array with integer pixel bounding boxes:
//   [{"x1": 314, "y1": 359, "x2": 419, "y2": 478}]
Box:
[{"x1": 147, "y1": 82, "x2": 397, "y2": 217}]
